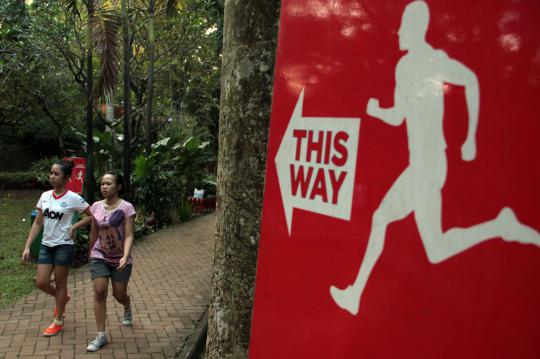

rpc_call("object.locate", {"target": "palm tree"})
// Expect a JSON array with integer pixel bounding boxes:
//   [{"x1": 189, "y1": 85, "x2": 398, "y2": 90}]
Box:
[
  {"x1": 64, "y1": 0, "x2": 121, "y2": 201},
  {"x1": 121, "y1": 0, "x2": 132, "y2": 194},
  {"x1": 84, "y1": 0, "x2": 96, "y2": 201},
  {"x1": 145, "y1": 0, "x2": 155, "y2": 154}
]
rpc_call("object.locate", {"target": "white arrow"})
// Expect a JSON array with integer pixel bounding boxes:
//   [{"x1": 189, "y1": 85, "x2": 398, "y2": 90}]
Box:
[{"x1": 275, "y1": 90, "x2": 361, "y2": 236}]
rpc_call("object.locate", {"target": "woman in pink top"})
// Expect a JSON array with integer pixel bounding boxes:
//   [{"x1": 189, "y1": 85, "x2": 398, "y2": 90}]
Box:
[{"x1": 86, "y1": 171, "x2": 136, "y2": 352}]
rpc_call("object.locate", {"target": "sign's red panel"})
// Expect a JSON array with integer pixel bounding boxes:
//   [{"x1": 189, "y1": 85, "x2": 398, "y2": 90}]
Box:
[
  {"x1": 64, "y1": 157, "x2": 86, "y2": 194},
  {"x1": 250, "y1": 1, "x2": 540, "y2": 358}
]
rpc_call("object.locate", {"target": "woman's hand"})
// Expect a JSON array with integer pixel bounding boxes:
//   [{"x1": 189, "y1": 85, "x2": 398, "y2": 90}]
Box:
[
  {"x1": 117, "y1": 256, "x2": 128, "y2": 271},
  {"x1": 21, "y1": 247, "x2": 31, "y2": 262},
  {"x1": 69, "y1": 225, "x2": 77, "y2": 240}
]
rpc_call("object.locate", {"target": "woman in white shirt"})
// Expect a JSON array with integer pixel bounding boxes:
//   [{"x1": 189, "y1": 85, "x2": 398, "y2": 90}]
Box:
[{"x1": 22, "y1": 160, "x2": 92, "y2": 337}]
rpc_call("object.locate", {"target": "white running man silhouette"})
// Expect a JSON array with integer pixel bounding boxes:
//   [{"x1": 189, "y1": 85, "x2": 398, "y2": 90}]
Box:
[{"x1": 330, "y1": 0, "x2": 540, "y2": 316}]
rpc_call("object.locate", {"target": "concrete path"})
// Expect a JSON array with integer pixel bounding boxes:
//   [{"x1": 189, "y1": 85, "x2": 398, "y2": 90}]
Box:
[{"x1": 0, "y1": 214, "x2": 216, "y2": 359}]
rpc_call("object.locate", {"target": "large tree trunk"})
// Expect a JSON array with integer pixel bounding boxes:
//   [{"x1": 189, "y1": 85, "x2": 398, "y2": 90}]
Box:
[
  {"x1": 145, "y1": 0, "x2": 155, "y2": 154},
  {"x1": 206, "y1": 1, "x2": 280, "y2": 358},
  {"x1": 121, "y1": 0, "x2": 131, "y2": 195},
  {"x1": 85, "y1": 0, "x2": 96, "y2": 202}
]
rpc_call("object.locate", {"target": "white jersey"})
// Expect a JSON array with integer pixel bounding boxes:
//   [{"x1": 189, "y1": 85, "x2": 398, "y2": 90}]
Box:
[{"x1": 36, "y1": 190, "x2": 89, "y2": 247}]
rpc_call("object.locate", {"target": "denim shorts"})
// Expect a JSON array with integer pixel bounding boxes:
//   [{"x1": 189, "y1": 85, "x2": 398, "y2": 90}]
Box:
[
  {"x1": 37, "y1": 244, "x2": 75, "y2": 267},
  {"x1": 90, "y1": 259, "x2": 132, "y2": 283}
]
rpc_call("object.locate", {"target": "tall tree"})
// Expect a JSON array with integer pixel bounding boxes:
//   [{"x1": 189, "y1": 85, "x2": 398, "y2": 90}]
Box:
[
  {"x1": 206, "y1": 1, "x2": 280, "y2": 358},
  {"x1": 145, "y1": 0, "x2": 155, "y2": 154},
  {"x1": 85, "y1": 0, "x2": 96, "y2": 201},
  {"x1": 121, "y1": 0, "x2": 131, "y2": 194}
]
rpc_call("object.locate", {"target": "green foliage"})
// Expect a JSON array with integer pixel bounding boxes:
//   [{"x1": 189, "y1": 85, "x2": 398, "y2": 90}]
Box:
[
  {"x1": 133, "y1": 136, "x2": 213, "y2": 225},
  {"x1": 30, "y1": 156, "x2": 61, "y2": 186},
  {"x1": 202, "y1": 173, "x2": 217, "y2": 195},
  {"x1": 0, "y1": 190, "x2": 41, "y2": 309},
  {"x1": 134, "y1": 212, "x2": 154, "y2": 238},
  {"x1": 0, "y1": 1, "x2": 86, "y2": 157},
  {"x1": 133, "y1": 152, "x2": 179, "y2": 224},
  {"x1": 0, "y1": 172, "x2": 46, "y2": 190},
  {"x1": 1, "y1": 0, "x2": 221, "y2": 218},
  {"x1": 72, "y1": 218, "x2": 90, "y2": 268},
  {"x1": 178, "y1": 198, "x2": 193, "y2": 222},
  {"x1": 91, "y1": 129, "x2": 123, "y2": 175}
]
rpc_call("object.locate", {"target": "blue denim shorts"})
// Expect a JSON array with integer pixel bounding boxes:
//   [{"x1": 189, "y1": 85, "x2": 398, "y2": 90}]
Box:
[
  {"x1": 37, "y1": 244, "x2": 75, "y2": 267},
  {"x1": 90, "y1": 259, "x2": 132, "y2": 283}
]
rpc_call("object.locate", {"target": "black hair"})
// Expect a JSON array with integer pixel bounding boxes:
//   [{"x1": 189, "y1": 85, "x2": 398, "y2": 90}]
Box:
[
  {"x1": 54, "y1": 160, "x2": 74, "y2": 178},
  {"x1": 100, "y1": 170, "x2": 124, "y2": 193}
]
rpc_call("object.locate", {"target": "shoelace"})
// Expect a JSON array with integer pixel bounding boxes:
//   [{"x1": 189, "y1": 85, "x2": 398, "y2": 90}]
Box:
[{"x1": 90, "y1": 336, "x2": 105, "y2": 347}]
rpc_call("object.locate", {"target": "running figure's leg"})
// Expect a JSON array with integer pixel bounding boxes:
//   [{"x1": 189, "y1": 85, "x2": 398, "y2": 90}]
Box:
[
  {"x1": 415, "y1": 191, "x2": 540, "y2": 264},
  {"x1": 330, "y1": 168, "x2": 415, "y2": 315},
  {"x1": 493, "y1": 207, "x2": 540, "y2": 246}
]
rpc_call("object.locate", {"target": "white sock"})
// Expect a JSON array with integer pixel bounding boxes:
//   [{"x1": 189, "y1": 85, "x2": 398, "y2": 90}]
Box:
[{"x1": 98, "y1": 331, "x2": 107, "y2": 337}]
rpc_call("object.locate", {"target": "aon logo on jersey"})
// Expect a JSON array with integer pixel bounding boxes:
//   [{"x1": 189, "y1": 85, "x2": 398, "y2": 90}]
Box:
[{"x1": 43, "y1": 208, "x2": 64, "y2": 221}]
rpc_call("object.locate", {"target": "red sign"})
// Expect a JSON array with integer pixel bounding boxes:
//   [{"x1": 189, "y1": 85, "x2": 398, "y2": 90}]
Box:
[
  {"x1": 250, "y1": 1, "x2": 540, "y2": 358},
  {"x1": 64, "y1": 157, "x2": 86, "y2": 194}
]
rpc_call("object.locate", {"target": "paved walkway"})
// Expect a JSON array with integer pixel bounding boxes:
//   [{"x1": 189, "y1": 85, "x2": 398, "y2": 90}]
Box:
[{"x1": 0, "y1": 214, "x2": 216, "y2": 359}]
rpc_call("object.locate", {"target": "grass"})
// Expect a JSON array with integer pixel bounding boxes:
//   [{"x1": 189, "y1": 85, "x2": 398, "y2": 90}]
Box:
[{"x1": 0, "y1": 190, "x2": 42, "y2": 309}]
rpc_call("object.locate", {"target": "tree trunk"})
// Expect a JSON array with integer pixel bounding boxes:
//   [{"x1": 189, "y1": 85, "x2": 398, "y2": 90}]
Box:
[
  {"x1": 145, "y1": 0, "x2": 155, "y2": 154},
  {"x1": 121, "y1": 0, "x2": 131, "y2": 195},
  {"x1": 206, "y1": 1, "x2": 280, "y2": 358},
  {"x1": 106, "y1": 97, "x2": 114, "y2": 123},
  {"x1": 85, "y1": 0, "x2": 96, "y2": 202}
]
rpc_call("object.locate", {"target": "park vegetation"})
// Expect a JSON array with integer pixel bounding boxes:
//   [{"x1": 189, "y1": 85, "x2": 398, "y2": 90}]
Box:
[{"x1": 0, "y1": 0, "x2": 222, "y2": 224}]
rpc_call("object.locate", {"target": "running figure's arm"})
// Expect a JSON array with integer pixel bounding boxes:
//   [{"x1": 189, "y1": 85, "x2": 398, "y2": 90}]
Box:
[
  {"x1": 366, "y1": 85, "x2": 405, "y2": 126},
  {"x1": 440, "y1": 55, "x2": 480, "y2": 161}
]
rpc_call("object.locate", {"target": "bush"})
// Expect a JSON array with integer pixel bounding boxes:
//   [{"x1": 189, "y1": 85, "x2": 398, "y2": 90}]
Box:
[
  {"x1": 133, "y1": 153, "x2": 180, "y2": 224},
  {"x1": 30, "y1": 156, "x2": 61, "y2": 186},
  {"x1": 133, "y1": 136, "x2": 214, "y2": 225},
  {"x1": 0, "y1": 172, "x2": 47, "y2": 190},
  {"x1": 72, "y1": 222, "x2": 90, "y2": 268}
]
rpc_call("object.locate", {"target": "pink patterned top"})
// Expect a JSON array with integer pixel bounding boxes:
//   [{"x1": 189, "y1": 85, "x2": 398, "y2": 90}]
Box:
[{"x1": 90, "y1": 200, "x2": 136, "y2": 265}]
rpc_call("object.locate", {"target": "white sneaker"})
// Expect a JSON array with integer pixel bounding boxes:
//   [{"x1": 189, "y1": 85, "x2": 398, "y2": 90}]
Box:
[
  {"x1": 122, "y1": 308, "x2": 132, "y2": 326},
  {"x1": 87, "y1": 333, "x2": 107, "y2": 352}
]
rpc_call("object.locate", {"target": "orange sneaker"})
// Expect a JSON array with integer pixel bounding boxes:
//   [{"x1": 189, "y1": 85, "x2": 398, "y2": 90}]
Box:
[
  {"x1": 53, "y1": 294, "x2": 71, "y2": 318},
  {"x1": 43, "y1": 321, "x2": 64, "y2": 337}
]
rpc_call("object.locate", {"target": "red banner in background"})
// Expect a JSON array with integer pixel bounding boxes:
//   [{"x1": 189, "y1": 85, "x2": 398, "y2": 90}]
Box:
[
  {"x1": 250, "y1": 0, "x2": 540, "y2": 358},
  {"x1": 64, "y1": 157, "x2": 86, "y2": 194}
]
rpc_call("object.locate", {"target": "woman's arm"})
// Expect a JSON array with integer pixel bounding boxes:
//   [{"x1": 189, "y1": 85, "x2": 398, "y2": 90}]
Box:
[
  {"x1": 69, "y1": 207, "x2": 93, "y2": 240},
  {"x1": 88, "y1": 217, "x2": 98, "y2": 258},
  {"x1": 118, "y1": 215, "x2": 135, "y2": 270},
  {"x1": 22, "y1": 210, "x2": 44, "y2": 261}
]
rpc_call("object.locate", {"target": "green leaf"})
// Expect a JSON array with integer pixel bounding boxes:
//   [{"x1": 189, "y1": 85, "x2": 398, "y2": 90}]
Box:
[
  {"x1": 183, "y1": 136, "x2": 201, "y2": 151},
  {"x1": 154, "y1": 137, "x2": 171, "y2": 148}
]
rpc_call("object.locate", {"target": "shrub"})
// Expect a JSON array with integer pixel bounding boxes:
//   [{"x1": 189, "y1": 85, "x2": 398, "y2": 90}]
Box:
[
  {"x1": 178, "y1": 199, "x2": 193, "y2": 222},
  {"x1": 132, "y1": 136, "x2": 214, "y2": 225},
  {"x1": 133, "y1": 152, "x2": 180, "y2": 224},
  {"x1": 30, "y1": 156, "x2": 61, "y2": 186},
  {"x1": 0, "y1": 172, "x2": 47, "y2": 190},
  {"x1": 72, "y1": 223, "x2": 90, "y2": 268}
]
